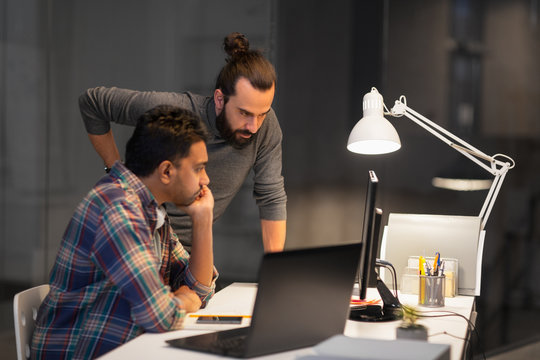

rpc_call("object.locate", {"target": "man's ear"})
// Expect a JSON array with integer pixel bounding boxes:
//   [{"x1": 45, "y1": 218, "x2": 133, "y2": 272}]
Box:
[
  {"x1": 214, "y1": 89, "x2": 225, "y2": 115},
  {"x1": 157, "y1": 160, "x2": 175, "y2": 185}
]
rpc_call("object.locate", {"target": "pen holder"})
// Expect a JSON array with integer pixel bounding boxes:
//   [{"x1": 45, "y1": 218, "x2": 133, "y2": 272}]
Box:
[
  {"x1": 418, "y1": 275, "x2": 445, "y2": 307},
  {"x1": 404, "y1": 257, "x2": 458, "y2": 297}
]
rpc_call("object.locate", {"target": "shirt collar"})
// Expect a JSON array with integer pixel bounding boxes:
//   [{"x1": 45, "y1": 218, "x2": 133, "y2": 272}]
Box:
[
  {"x1": 108, "y1": 161, "x2": 158, "y2": 212},
  {"x1": 156, "y1": 205, "x2": 167, "y2": 229}
]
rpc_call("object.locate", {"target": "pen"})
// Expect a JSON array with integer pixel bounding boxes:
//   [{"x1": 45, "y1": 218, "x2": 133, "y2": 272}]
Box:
[
  {"x1": 433, "y1": 252, "x2": 440, "y2": 275},
  {"x1": 426, "y1": 261, "x2": 433, "y2": 276}
]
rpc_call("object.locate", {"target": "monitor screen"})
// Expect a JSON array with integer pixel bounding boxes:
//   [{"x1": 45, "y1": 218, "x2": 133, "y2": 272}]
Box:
[{"x1": 358, "y1": 170, "x2": 378, "y2": 301}]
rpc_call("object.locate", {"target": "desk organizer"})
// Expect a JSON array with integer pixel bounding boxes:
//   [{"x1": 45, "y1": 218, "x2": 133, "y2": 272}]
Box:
[
  {"x1": 418, "y1": 275, "x2": 445, "y2": 307},
  {"x1": 400, "y1": 256, "x2": 457, "y2": 298}
]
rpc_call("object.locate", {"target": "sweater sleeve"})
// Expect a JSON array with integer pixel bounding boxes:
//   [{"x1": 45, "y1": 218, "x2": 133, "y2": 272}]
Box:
[
  {"x1": 252, "y1": 109, "x2": 287, "y2": 221},
  {"x1": 79, "y1": 86, "x2": 194, "y2": 135}
]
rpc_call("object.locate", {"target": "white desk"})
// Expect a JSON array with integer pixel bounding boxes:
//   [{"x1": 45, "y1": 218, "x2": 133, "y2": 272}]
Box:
[{"x1": 98, "y1": 282, "x2": 475, "y2": 360}]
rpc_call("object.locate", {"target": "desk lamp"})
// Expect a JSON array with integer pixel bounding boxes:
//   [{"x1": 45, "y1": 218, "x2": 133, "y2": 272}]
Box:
[{"x1": 347, "y1": 87, "x2": 515, "y2": 230}]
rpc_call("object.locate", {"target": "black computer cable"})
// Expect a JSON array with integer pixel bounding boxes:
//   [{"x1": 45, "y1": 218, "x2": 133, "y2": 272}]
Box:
[
  {"x1": 410, "y1": 309, "x2": 485, "y2": 360},
  {"x1": 375, "y1": 259, "x2": 400, "y2": 302}
]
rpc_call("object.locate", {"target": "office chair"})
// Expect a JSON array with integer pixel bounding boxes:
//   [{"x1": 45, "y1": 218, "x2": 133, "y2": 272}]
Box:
[{"x1": 13, "y1": 284, "x2": 49, "y2": 360}]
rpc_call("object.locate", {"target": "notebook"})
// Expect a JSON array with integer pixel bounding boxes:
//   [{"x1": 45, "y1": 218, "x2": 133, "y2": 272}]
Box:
[{"x1": 166, "y1": 242, "x2": 362, "y2": 358}]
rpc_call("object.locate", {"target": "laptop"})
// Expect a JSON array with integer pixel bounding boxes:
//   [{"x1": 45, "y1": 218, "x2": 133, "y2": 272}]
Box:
[{"x1": 166, "y1": 242, "x2": 362, "y2": 358}]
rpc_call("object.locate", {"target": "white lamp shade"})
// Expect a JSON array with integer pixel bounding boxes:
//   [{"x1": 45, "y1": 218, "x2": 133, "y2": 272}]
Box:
[
  {"x1": 347, "y1": 115, "x2": 401, "y2": 154},
  {"x1": 347, "y1": 87, "x2": 401, "y2": 155}
]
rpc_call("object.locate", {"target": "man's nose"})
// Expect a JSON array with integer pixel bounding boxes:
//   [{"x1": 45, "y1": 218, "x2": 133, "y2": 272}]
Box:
[
  {"x1": 201, "y1": 169, "x2": 210, "y2": 186},
  {"x1": 245, "y1": 117, "x2": 258, "y2": 133}
]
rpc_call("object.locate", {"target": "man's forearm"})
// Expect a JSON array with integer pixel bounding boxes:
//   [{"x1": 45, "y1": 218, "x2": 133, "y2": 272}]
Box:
[
  {"x1": 261, "y1": 219, "x2": 286, "y2": 252},
  {"x1": 88, "y1": 131, "x2": 121, "y2": 167},
  {"x1": 189, "y1": 214, "x2": 214, "y2": 287}
]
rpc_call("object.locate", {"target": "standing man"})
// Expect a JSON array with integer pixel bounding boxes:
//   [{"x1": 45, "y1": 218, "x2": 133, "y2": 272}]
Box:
[
  {"x1": 79, "y1": 32, "x2": 286, "y2": 253},
  {"x1": 32, "y1": 106, "x2": 217, "y2": 359}
]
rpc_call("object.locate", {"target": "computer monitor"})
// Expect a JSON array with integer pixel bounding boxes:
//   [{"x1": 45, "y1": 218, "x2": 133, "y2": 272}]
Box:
[
  {"x1": 367, "y1": 208, "x2": 383, "y2": 288},
  {"x1": 350, "y1": 171, "x2": 401, "y2": 322},
  {"x1": 357, "y1": 170, "x2": 378, "y2": 301}
]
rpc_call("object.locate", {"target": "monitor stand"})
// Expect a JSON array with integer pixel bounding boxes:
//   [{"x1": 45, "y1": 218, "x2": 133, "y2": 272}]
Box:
[{"x1": 349, "y1": 278, "x2": 402, "y2": 322}]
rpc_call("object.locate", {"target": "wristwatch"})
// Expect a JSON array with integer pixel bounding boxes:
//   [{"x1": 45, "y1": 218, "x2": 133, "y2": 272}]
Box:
[{"x1": 104, "y1": 165, "x2": 111, "y2": 173}]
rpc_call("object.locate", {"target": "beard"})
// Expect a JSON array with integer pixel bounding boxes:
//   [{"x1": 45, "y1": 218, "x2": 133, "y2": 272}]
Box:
[{"x1": 216, "y1": 107, "x2": 256, "y2": 150}]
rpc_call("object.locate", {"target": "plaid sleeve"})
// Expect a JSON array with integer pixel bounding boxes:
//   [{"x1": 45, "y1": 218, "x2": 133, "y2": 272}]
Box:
[
  {"x1": 91, "y1": 201, "x2": 186, "y2": 332},
  {"x1": 168, "y1": 230, "x2": 218, "y2": 308}
]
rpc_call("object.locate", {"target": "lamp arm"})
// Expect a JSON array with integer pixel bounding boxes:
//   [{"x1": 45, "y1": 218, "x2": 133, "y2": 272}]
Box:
[
  {"x1": 479, "y1": 163, "x2": 510, "y2": 229},
  {"x1": 390, "y1": 98, "x2": 515, "y2": 229},
  {"x1": 392, "y1": 100, "x2": 501, "y2": 173}
]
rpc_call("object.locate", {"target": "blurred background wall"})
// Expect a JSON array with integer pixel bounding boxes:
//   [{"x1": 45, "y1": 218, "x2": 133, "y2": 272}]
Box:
[{"x1": 1, "y1": 0, "x2": 539, "y2": 358}]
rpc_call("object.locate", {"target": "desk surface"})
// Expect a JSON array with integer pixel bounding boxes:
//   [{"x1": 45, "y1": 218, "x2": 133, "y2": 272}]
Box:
[{"x1": 98, "y1": 283, "x2": 475, "y2": 360}]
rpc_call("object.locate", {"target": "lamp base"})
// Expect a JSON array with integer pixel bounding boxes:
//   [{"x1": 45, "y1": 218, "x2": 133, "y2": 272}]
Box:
[
  {"x1": 349, "y1": 278, "x2": 402, "y2": 322},
  {"x1": 349, "y1": 304, "x2": 402, "y2": 322}
]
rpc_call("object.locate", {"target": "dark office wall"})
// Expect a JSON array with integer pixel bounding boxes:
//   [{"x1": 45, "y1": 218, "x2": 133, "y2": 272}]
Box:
[
  {"x1": 276, "y1": 1, "x2": 385, "y2": 187},
  {"x1": 275, "y1": 1, "x2": 394, "y2": 249}
]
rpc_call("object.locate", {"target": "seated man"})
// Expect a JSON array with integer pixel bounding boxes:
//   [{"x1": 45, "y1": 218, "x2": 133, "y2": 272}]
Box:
[{"x1": 31, "y1": 105, "x2": 218, "y2": 359}]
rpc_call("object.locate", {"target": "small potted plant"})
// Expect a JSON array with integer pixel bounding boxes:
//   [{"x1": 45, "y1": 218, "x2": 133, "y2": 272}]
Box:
[{"x1": 395, "y1": 304, "x2": 428, "y2": 341}]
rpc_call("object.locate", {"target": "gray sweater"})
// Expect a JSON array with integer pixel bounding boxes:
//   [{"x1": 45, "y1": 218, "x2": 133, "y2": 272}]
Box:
[{"x1": 79, "y1": 87, "x2": 287, "y2": 250}]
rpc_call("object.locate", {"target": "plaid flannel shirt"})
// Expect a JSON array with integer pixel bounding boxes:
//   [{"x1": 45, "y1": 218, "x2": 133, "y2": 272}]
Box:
[{"x1": 31, "y1": 162, "x2": 216, "y2": 359}]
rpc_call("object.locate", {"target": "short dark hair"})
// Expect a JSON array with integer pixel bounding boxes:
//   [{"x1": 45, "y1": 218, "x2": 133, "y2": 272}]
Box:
[
  {"x1": 215, "y1": 32, "x2": 276, "y2": 100},
  {"x1": 125, "y1": 105, "x2": 209, "y2": 177}
]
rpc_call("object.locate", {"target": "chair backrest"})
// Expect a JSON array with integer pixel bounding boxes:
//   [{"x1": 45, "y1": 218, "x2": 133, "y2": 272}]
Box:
[{"x1": 13, "y1": 284, "x2": 49, "y2": 360}]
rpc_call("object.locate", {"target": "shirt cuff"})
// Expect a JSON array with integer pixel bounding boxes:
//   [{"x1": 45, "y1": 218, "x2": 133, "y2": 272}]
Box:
[{"x1": 183, "y1": 266, "x2": 219, "y2": 307}]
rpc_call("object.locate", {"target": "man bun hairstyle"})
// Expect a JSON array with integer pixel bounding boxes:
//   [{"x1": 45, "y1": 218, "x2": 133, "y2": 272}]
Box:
[
  {"x1": 215, "y1": 32, "x2": 276, "y2": 100},
  {"x1": 223, "y1": 32, "x2": 250, "y2": 57},
  {"x1": 125, "y1": 105, "x2": 209, "y2": 177}
]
